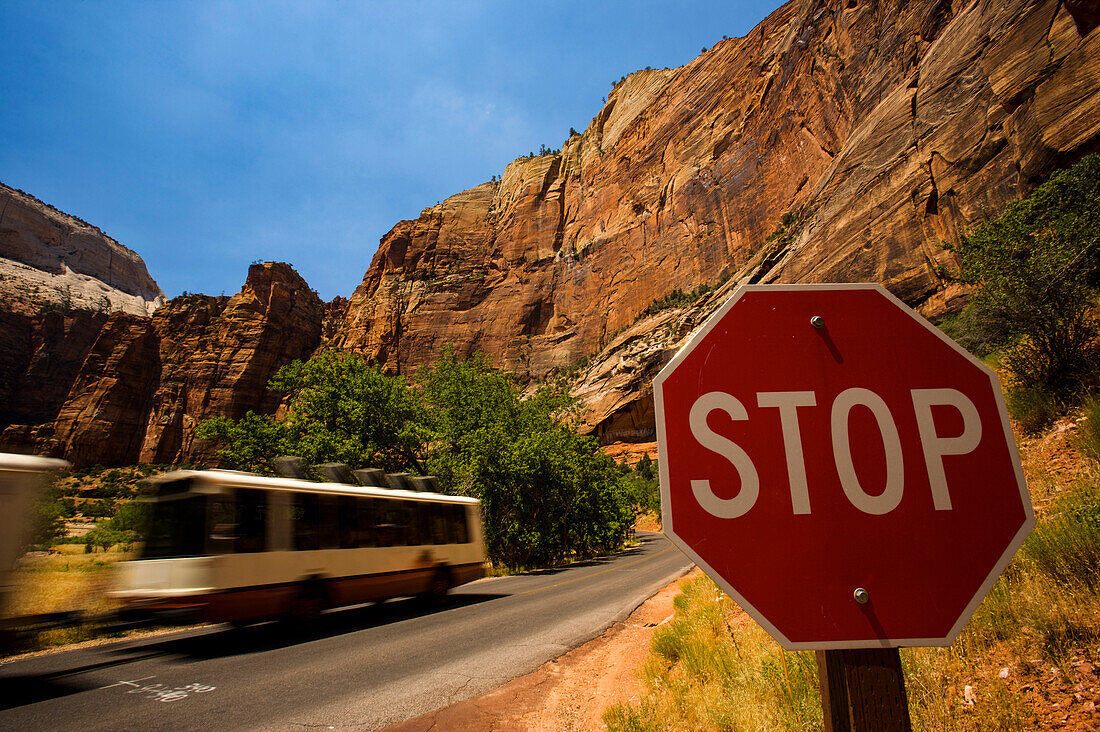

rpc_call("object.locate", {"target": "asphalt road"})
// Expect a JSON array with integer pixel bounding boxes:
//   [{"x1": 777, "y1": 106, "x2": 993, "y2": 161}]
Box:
[{"x1": 0, "y1": 532, "x2": 691, "y2": 730}]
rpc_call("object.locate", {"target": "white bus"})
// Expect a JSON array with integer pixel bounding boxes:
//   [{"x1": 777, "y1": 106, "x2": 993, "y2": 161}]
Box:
[{"x1": 111, "y1": 469, "x2": 486, "y2": 625}]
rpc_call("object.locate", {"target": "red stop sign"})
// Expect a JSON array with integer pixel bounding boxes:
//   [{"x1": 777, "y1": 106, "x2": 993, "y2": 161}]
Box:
[{"x1": 655, "y1": 284, "x2": 1034, "y2": 650}]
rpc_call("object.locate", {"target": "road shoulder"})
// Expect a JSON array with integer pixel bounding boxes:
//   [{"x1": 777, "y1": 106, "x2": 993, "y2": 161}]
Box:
[{"x1": 384, "y1": 566, "x2": 700, "y2": 732}]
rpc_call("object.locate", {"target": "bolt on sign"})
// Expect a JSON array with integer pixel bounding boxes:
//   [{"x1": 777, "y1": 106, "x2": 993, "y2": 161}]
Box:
[{"x1": 654, "y1": 284, "x2": 1034, "y2": 651}]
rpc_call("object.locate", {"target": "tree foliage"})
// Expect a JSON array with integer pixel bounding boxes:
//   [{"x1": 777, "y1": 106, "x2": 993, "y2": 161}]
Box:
[
  {"x1": 195, "y1": 411, "x2": 288, "y2": 474},
  {"x1": 82, "y1": 500, "x2": 148, "y2": 553},
  {"x1": 197, "y1": 351, "x2": 427, "y2": 474},
  {"x1": 273, "y1": 350, "x2": 428, "y2": 472},
  {"x1": 25, "y1": 482, "x2": 66, "y2": 551},
  {"x1": 417, "y1": 348, "x2": 635, "y2": 567},
  {"x1": 953, "y1": 154, "x2": 1100, "y2": 404},
  {"x1": 619, "y1": 454, "x2": 661, "y2": 517}
]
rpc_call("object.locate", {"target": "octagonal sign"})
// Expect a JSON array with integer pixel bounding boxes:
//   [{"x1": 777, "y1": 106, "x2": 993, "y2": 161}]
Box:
[{"x1": 655, "y1": 284, "x2": 1034, "y2": 650}]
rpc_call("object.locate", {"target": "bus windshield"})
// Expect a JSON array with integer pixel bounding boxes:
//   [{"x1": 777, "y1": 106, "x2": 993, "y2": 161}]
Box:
[{"x1": 140, "y1": 491, "x2": 207, "y2": 559}]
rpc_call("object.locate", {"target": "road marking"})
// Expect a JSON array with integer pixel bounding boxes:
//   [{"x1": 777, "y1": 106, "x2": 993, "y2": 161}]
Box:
[
  {"x1": 515, "y1": 546, "x2": 677, "y2": 597},
  {"x1": 100, "y1": 676, "x2": 216, "y2": 703}
]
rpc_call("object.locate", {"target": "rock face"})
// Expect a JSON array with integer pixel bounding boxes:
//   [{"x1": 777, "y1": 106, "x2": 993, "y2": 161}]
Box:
[
  {"x1": 334, "y1": 0, "x2": 1100, "y2": 444},
  {"x1": 0, "y1": 182, "x2": 166, "y2": 316},
  {"x1": 137, "y1": 262, "x2": 324, "y2": 466},
  {"x1": 0, "y1": 308, "x2": 111, "y2": 429},
  {"x1": 1, "y1": 263, "x2": 324, "y2": 466},
  {"x1": 5, "y1": 0, "x2": 1100, "y2": 465}
]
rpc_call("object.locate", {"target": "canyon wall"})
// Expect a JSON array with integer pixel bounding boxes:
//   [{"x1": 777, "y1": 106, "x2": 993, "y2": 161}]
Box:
[
  {"x1": 3, "y1": 0, "x2": 1099, "y2": 466},
  {"x1": 333, "y1": 0, "x2": 1099, "y2": 408},
  {"x1": 1, "y1": 263, "x2": 324, "y2": 466}
]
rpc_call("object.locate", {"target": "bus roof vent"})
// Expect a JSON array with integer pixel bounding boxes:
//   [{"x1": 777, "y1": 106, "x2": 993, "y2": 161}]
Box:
[
  {"x1": 274, "y1": 456, "x2": 309, "y2": 480},
  {"x1": 353, "y1": 468, "x2": 386, "y2": 487},
  {"x1": 318, "y1": 463, "x2": 355, "y2": 484},
  {"x1": 410, "y1": 476, "x2": 440, "y2": 493},
  {"x1": 385, "y1": 472, "x2": 413, "y2": 491}
]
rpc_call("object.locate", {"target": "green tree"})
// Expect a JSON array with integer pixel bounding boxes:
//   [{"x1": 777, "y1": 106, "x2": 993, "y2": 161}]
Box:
[
  {"x1": 619, "y1": 455, "x2": 661, "y2": 516},
  {"x1": 273, "y1": 351, "x2": 427, "y2": 472},
  {"x1": 419, "y1": 348, "x2": 532, "y2": 494},
  {"x1": 953, "y1": 154, "x2": 1100, "y2": 399},
  {"x1": 82, "y1": 501, "x2": 149, "y2": 553},
  {"x1": 198, "y1": 351, "x2": 427, "y2": 473},
  {"x1": 83, "y1": 526, "x2": 123, "y2": 553},
  {"x1": 108, "y1": 500, "x2": 147, "y2": 549},
  {"x1": 196, "y1": 412, "x2": 289, "y2": 474},
  {"x1": 419, "y1": 348, "x2": 633, "y2": 567},
  {"x1": 26, "y1": 488, "x2": 66, "y2": 551}
]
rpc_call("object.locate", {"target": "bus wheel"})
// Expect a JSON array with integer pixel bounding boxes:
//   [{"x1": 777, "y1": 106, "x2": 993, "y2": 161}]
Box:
[
  {"x1": 423, "y1": 568, "x2": 451, "y2": 605},
  {"x1": 288, "y1": 581, "x2": 325, "y2": 629}
]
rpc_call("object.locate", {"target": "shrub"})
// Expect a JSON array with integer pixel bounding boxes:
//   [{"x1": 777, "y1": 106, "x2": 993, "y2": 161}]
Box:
[
  {"x1": 953, "y1": 154, "x2": 1100, "y2": 400},
  {"x1": 637, "y1": 284, "x2": 715, "y2": 321},
  {"x1": 605, "y1": 576, "x2": 822, "y2": 730}
]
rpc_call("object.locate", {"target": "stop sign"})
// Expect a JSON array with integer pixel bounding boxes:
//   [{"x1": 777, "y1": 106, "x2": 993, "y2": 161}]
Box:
[{"x1": 655, "y1": 284, "x2": 1034, "y2": 650}]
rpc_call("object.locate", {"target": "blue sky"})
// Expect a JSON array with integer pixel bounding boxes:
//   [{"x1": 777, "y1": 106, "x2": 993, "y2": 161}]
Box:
[{"x1": 1, "y1": 1, "x2": 779, "y2": 300}]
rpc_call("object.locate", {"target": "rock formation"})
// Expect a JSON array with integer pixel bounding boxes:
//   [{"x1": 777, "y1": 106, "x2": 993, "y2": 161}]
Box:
[
  {"x1": 332, "y1": 0, "x2": 1100, "y2": 443},
  {"x1": 3, "y1": 0, "x2": 1100, "y2": 466},
  {"x1": 1, "y1": 263, "x2": 324, "y2": 466},
  {"x1": 0, "y1": 182, "x2": 165, "y2": 317}
]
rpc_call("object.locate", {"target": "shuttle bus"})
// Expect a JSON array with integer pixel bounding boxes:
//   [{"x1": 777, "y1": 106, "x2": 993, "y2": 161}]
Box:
[{"x1": 112, "y1": 469, "x2": 486, "y2": 625}]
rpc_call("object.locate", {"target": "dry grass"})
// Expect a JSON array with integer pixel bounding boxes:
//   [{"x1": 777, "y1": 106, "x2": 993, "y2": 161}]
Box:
[
  {"x1": 5, "y1": 545, "x2": 132, "y2": 651},
  {"x1": 8, "y1": 545, "x2": 130, "y2": 616},
  {"x1": 604, "y1": 575, "x2": 822, "y2": 731}
]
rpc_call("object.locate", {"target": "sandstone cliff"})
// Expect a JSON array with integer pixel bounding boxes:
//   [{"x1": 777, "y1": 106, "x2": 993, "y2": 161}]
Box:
[
  {"x1": 333, "y1": 0, "x2": 1100, "y2": 443},
  {"x1": 5, "y1": 0, "x2": 1100, "y2": 466},
  {"x1": 1, "y1": 263, "x2": 324, "y2": 466},
  {"x1": 0, "y1": 182, "x2": 166, "y2": 317}
]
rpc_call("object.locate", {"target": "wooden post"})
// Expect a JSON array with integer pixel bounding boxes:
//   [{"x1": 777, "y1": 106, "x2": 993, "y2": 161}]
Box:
[{"x1": 816, "y1": 648, "x2": 912, "y2": 731}]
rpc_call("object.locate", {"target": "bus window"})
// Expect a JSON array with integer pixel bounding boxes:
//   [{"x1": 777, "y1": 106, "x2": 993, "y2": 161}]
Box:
[
  {"x1": 394, "y1": 502, "x2": 417, "y2": 546},
  {"x1": 208, "y1": 497, "x2": 237, "y2": 554},
  {"x1": 403, "y1": 503, "x2": 417, "y2": 546},
  {"x1": 375, "y1": 499, "x2": 396, "y2": 547},
  {"x1": 357, "y1": 497, "x2": 378, "y2": 547},
  {"x1": 236, "y1": 489, "x2": 267, "y2": 553},
  {"x1": 141, "y1": 492, "x2": 206, "y2": 559},
  {"x1": 448, "y1": 504, "x2": 469, "y2": 544},
  {"x1": 378, "y1": 499, "x2": 417, "y2": 546},
  {"x1": 409, "y1": 502, "x2": 428, "y2": 546},
  {"x1": 293, "y1": 493, "x2": 321, "y2": 551},
  {"x1": 338, "y1": 496, "x2": 358, "y2": 549},
  {"x1": 319, "y1": 495, "x2": 339, "y2": 549},
  {"x1": 428, "y1": 504, "x2": 447, "y2": 544}
]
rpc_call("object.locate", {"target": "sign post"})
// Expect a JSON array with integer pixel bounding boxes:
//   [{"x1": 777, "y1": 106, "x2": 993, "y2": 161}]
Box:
[{"x1": 654, "y1": 284, "x2": 1034, "y2": 728}]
